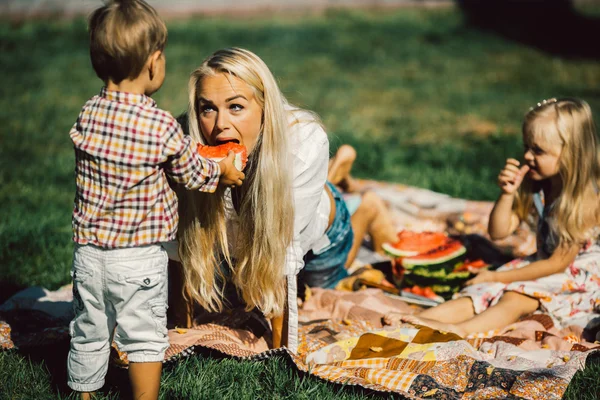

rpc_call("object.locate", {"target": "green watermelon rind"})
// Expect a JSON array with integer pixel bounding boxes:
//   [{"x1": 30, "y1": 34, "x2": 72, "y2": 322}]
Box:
[
  {"x1": 381, "y1": 243, "x2": 420, "y2": 257},
  {"x1": 409, "y1": 267, "x2": 471, "y2": 279}
]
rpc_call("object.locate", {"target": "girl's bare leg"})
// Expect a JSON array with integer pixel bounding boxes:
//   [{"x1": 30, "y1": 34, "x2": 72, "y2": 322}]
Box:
[
  {"x1": 456, "y1": 292, "x2": 539, "y2": 335},
  {"x1": 384, "y1": 297, "x2": 475, "y2": 325},
  {"x1": 418, "y1": 297, "x2": 476, "y2": 322},
  {"x1": 387, "y1": 292, "x2": 539, "y2": 337}
]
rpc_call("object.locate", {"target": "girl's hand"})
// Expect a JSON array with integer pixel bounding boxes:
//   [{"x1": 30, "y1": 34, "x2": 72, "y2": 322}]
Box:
[
  {"x1": 465, "y1": 269, "x2": 498, "y2": 286},
  {"x1": 497, "y1": 158, "x2": 529, "y2": 195}
]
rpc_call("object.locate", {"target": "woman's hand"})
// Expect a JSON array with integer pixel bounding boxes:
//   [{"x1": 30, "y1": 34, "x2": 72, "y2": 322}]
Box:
[
  {"x1": 498, "y1": 158, "x2": 529, "y2": 195},
  {"x1": 465, "y1": 269, "x2": 498, "y2": 286}
]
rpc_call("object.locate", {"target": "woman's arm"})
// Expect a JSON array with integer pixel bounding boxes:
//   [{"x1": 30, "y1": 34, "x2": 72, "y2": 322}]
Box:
[
  {"x1": 168, "y1": 260, "x2": 194, "y2": 328},
  {"x1": 466, "y1": 242, "x2": 581, "y2": 286},
  {"x1": 271, "y1": 280, "x2": 288, "y2": 348},
  {"x1": 280, "y1": 118, "x2": 330, "y2": 352}
]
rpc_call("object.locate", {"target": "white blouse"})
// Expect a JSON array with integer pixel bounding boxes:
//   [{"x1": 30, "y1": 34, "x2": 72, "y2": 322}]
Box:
[
  {"x1": 165, "y1": 110, "x2": 331, "y2": 353},
  {"x1": 281, "y1": 111, "x2": 331, "y2": 353}
]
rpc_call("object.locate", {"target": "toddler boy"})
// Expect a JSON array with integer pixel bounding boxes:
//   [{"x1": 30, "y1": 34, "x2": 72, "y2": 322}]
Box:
[{"x1": 67, "y1": 0, "x2": 243, "y2": 398}]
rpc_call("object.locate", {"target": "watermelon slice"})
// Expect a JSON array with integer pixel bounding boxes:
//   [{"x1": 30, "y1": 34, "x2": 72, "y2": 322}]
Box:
[
  {"x1": 382, "y1": 230, "x2": 450, "y2": 257},
  {"x1": 400, "y1": 239, "x2": 466, "y2": 270},
  {"x1": 197, "y1": 142, "x2": 248, "y2": 171},
  {"x1": 453, "y1": 259, "x2": 488, "y2": 272},
  {"x1": 398, "y1": 237, "x2": 468, "y2": 300}
]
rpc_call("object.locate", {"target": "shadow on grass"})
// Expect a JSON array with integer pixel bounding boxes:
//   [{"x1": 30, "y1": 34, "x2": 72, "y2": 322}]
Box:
[
  {"x1": 456, "y1": 0, "x2": 600, "y2": 59},
  {"x1": 14, "y1": 340, "x2": 130, "y2": 399}
]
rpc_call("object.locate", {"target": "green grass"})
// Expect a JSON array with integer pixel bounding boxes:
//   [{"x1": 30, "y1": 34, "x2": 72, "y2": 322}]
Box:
[
  {"x1": 1, "y1": 6, "x2": 599, "y2": 399},
  {"x1": 0, "y1": 348, "x2": 395, "y2": 399}
]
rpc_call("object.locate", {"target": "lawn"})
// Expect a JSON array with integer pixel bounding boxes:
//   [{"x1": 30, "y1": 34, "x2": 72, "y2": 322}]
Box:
[{"x1": 1, "y1": 5, "x2": 599, "y2": 399}]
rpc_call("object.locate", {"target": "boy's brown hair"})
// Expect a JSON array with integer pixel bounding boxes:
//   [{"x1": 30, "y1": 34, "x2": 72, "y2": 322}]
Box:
[{"x1": 89, "y1": 0, "x2": 167, "y2": 83}]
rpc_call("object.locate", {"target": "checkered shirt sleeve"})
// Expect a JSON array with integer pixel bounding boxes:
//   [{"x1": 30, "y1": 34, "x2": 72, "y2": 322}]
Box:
[{"x1": 70, "y1": 88, "x2": 220, "y2": 248}]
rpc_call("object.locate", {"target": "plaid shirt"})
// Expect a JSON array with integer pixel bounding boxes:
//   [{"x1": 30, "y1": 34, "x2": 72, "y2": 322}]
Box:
[{"x1": 70, "y1": 88, "x2": 220, "y2": 248}]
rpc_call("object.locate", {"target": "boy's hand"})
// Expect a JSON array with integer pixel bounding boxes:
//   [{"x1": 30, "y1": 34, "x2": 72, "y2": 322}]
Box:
[
  {"x1": 218, "y1": 151, "x2": 245, "y2": 187},
  {"x1": 498, "y1": 158, "x2": 529, "y2": 195}
]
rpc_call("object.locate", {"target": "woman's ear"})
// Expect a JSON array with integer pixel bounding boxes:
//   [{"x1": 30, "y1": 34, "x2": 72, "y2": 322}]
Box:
[{"x1": 148, "y1": 50, "x2": 162, "y2": 81}]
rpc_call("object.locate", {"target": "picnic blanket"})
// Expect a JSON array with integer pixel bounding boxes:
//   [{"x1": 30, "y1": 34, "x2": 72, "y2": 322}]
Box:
[
  {"x1": 2, "y1": 180, "x2": 599, "y2": 399},
  {"x1": 2, "y1": 286, "x2": 599, "y2": 399}
]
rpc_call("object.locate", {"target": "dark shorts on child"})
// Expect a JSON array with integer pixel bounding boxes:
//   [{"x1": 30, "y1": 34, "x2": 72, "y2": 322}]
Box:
[{"x1": 298, "y1": 182, "x2": 354, "y2": 289}]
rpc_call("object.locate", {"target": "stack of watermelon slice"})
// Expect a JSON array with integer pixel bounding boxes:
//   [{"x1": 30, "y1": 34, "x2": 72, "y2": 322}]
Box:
[{"x1": 383, "y1": 231, "x2": 488, "y2": 300}]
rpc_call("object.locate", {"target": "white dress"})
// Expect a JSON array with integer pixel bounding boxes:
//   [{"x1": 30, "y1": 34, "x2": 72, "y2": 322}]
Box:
[{"x1": 456, "y1": 192, "x2": 600, "y2": 328}]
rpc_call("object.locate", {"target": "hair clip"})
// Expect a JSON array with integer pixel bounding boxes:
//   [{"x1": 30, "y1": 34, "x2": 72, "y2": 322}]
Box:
[{"x1": 529, "y1": 98, "x2": 558, "y2": 111}]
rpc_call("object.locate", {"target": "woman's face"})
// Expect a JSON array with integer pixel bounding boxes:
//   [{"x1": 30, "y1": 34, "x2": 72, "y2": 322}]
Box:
[{"x1": 196, "y1": 73, "x2": 263, "y2": 154}]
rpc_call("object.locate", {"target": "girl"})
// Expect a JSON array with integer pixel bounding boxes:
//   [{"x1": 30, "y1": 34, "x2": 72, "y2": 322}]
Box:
[{"x1": 385, "y1": 98, "x2": 600, "y2": 336}]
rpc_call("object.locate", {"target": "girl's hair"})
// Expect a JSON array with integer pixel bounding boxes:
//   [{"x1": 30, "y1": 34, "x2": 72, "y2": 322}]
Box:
[
  {"x1": 88, "y1": 0, "x2": 167, "y2": 83},
  {"x1": 514, "y1": 98, "x2": 600, "y2": 245},
  {"x1": 178, "y1": 48, "x2": 294, "y2": 317}
]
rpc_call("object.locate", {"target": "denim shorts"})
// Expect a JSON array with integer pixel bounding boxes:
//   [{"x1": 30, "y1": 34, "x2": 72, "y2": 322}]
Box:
[
  {"x1": 67, "y1": 244, "x2": 169, "y2": 392},
  {"x1": 299, "y1": 182, "x2": 354, "y2": 289}
]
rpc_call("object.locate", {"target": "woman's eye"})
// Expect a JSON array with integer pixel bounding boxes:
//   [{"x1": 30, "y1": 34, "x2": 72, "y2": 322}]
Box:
[
  {"x1": 230, "y1": 104, "x2": 244, "y2": 112},
  {"x1": 200, "y1": 105, "x2": 214, "y2": 114}
]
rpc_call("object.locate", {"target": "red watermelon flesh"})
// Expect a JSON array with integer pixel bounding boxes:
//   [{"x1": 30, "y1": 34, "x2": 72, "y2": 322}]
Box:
[
  {"x1": 400, "y1": 239, "x2": 466, "y2": 269},
  {"x1": 454, "y1": 259, "x2": 488, "y2": 272},
  {"x1": 197, "y1": 142, "x2": 248, "y2": 171},
  {"x1": 382, "y1": 230, "x2": 450, "y2": 257}
]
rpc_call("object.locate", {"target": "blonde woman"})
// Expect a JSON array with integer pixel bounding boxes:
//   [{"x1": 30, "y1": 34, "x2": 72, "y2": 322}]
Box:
[
  {"x1": 385, "y1": 98, "x2": 600, "y2": 335},
  {"x1": 168, "y1": 47, "x2": 361, "y2": 352}
]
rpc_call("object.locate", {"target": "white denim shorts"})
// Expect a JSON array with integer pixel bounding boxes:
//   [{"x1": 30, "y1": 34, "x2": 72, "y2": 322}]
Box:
[{"x1": 67, "y1": 243, "x2": 169, "y2": 392}]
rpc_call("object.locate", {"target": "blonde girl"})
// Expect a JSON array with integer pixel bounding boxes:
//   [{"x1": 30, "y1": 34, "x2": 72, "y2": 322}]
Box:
[{"x1": 386, "y1": 98, "x2": 600, "y2": 335}]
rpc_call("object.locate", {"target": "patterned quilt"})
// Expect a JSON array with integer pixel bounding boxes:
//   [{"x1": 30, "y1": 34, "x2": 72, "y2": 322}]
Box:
[{"x1": 2, "y1": 181, "x2": 599, "y2": 399}]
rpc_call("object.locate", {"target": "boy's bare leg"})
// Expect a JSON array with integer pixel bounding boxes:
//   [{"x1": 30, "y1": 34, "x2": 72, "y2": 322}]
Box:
[{"x1": 129, "y1": 362, "x2": 162, "y2": 400}]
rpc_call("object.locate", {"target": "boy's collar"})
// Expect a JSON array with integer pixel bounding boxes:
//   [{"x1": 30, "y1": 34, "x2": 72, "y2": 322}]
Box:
[{"x1": 100, "y1": 87, "x2": 156, "y2": 107}]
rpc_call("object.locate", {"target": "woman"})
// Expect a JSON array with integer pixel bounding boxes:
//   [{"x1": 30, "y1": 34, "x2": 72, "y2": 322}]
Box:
[{"x1": 170, "y1": 48, "x2": 395, "y2": 351}]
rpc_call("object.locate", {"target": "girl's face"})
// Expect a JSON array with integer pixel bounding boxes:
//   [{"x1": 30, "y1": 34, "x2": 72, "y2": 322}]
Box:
[
  {"x1": 196, "y1": 73, "x2": 263, "y2": 154},
  {"x1": 522, "y1": 124, "x2": 562, "y2": 181}
]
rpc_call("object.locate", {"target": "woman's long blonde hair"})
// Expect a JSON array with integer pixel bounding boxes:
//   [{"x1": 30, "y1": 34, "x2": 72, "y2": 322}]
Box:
[
  {"x1": 178, "y1": 48, "x2": 294, "y2": 316},
  {"x1": 514, "y1": 98, "x2": 600, "y2": 246}
]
